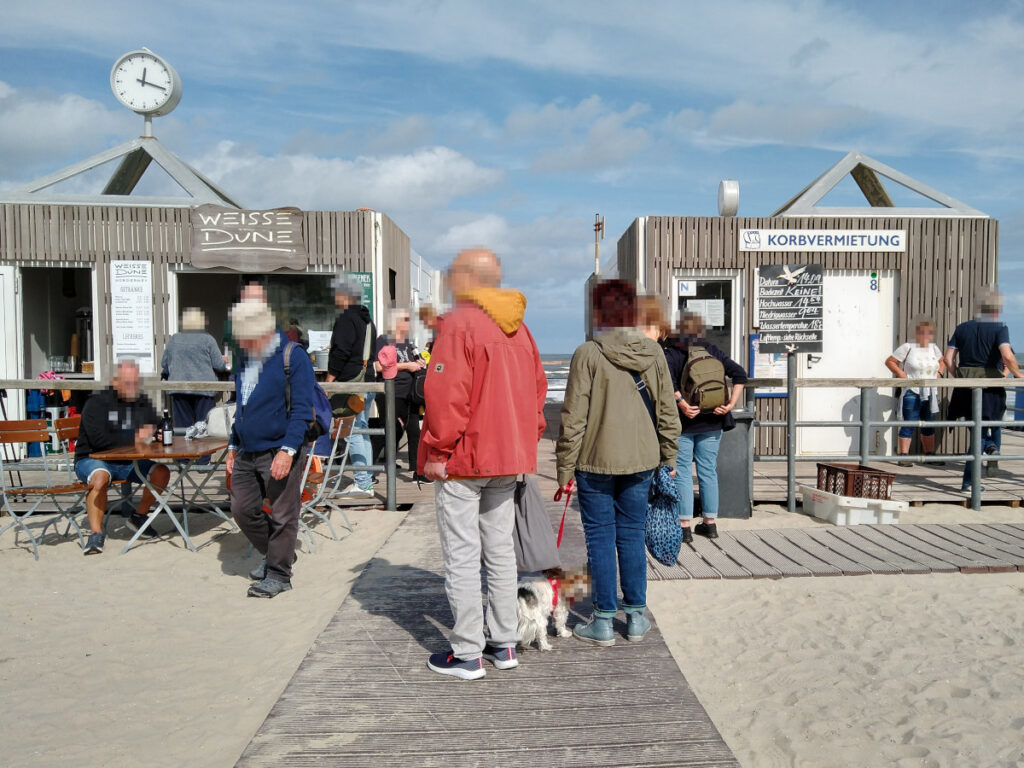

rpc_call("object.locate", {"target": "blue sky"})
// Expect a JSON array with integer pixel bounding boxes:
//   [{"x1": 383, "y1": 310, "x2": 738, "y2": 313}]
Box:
[{"x1": 1, "y1": 0, "x2": 1022, "y2": 353}]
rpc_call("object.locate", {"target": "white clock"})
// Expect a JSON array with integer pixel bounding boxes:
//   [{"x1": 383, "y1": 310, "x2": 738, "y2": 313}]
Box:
[{"x1": 110, "y1": 48, "x2": 182, "y2": 116}]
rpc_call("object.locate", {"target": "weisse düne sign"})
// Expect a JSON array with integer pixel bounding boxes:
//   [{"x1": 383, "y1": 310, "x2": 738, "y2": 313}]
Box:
[
  {"x1": 756, "y1": 264, "x2": 823, "y2": 353},
  {"x1": 190, "y1": 205, "x2": 306, "y2": 271}
]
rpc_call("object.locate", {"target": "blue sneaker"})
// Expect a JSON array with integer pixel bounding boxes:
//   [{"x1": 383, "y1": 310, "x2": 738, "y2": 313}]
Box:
[
  {"x1": 83, "y1": 532, "x2": 105, "y2": 555},
  {"x1": 482, "y1": 643, "x2": 518, "y2": 670},
  {"x1": 426, "y1": 651, "x2": 485, "y2": 680},
  {"x1": 126, "y1": 512, "x2": 160, "y2": 538}
]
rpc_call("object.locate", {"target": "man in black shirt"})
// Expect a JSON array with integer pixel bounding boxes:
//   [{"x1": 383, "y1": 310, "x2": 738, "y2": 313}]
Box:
[
  {"x1": 944, "y1": 287, "x2": 1021, "y2": 491},
  {"x1": 74, "y1": 360, "x2": 171, "y2": 554},
  {"x1": 326, "y1": 274, "x2": 377, "y2": 497}
]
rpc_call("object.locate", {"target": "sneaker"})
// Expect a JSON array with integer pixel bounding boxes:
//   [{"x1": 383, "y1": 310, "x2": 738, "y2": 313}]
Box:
[
  {"x1": 680, "y1": 526, "x2": 693, "y2": 544},
  {"x1": 694, "y1": 521, "x2": 719, "y2": 539},
  {"x1": 247, "y1": 577, "x2": 293, "y2": 598},
  {"x1": 983, "y1": 444, "x2": 998, "y2": 456},
  {"x1": 426, "y1": 651, "x2": 486, "y2": 680},
  {"x1": 338, "y1": 484, "x2": 375, "y2": 499},
  {"x1": 985, "y1": 461, "x2": 999, "y2": 478},
  {"x1": 83, "y1": 532, "x2": 105, "y2": 555},
  {"x1": 961, "y1": 483, "x2": 985, "y2": 493},
  {"x1": 897, "y1": 458, "x2": 913, "y2": 467},
  {"x1": 125, "y1": 512, "x2": 160, "y2": 538},
  {"x1": 482, "y1": 644, "x2": 518, "y2": 670},
  {"x1": 249, "y1": 559, "x2": 267, "y2": 581}
]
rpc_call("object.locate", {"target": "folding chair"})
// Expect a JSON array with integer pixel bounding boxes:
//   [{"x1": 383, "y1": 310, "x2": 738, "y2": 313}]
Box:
[
  {"x1": 0, "y1": 419, "x2": 92, "y2": 559},
  {"x1": 298, "y1": 416, "x2": 356, "y2": 541}
]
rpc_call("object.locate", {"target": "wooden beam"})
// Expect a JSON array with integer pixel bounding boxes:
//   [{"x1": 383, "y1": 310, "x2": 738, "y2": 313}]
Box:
[
  {"x1": 851, "y1": 163, "x2": 894, "y2": 207},
  {"x1": 101, "y1": 148, "x2": 153, "y2": 195}
]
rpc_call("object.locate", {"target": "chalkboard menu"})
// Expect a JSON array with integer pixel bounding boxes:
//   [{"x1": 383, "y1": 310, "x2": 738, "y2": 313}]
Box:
[{"x1": 756, "y1": 264, "x2": 823, "y2": 353}]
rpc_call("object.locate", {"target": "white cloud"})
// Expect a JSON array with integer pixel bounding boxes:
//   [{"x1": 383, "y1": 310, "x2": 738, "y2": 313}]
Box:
[
  {"x1": 0, "y1": 82, "x2": 134, "y2": 179},
  {"x1": 192, "y1": 141, "x2": 503, "y2": 211}
]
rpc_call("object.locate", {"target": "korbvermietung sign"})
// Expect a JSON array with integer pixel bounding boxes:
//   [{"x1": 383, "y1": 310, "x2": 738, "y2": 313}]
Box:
[
  {"x1": 756, "y1": 264, "x2": 823, "y2": 353},
  {"x1": 190, "y1": 205, "x2": 306, "y2": 271}
]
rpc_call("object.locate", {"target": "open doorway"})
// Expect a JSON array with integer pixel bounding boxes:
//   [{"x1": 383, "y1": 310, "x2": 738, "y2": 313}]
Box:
[{"x1": 20, "y1": 266, "x2": 94, "y2": 379}]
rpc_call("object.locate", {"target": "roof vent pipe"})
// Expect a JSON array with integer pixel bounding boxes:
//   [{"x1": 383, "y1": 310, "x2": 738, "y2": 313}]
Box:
[{"x1": 718, "y1": 180, "x2": 739, "y2": 217}]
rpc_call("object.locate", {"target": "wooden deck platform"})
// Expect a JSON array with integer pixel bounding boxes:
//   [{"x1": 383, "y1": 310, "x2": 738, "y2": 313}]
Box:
[
  {"x1": 647, "y1": 523, "x2": 1024, "y2": 581},
  {"x1": 236, "y1": 504, "x2": 740, "y2": 768}
]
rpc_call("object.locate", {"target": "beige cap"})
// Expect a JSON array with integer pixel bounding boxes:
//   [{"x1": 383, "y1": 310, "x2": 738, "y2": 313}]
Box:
[
  {"x1": 230, "y1": 300, "x2": 276, "y2": 340},
  {"x1": 181, "y1": 307, "x2": 206, "y2": 331}
]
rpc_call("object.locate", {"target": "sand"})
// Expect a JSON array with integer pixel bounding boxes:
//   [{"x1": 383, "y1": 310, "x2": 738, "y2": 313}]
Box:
[
  {"x1": 0, "y1": 504, "x2": 406, "y2": 768},
  {"x1": 649, "y1": 504, "x2": 1024, "y2": 768}
]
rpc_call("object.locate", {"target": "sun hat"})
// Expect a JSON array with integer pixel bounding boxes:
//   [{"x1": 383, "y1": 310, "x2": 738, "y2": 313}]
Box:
[
  {"x1": 181, "y1": 307, "x2": 207, "y2": 331},
  {"x1": 377, "y1": 345, "x2": 398, "y2": 380},
  {"x1": 230, "y1": 300, "x2": 276, "y2": 340}
]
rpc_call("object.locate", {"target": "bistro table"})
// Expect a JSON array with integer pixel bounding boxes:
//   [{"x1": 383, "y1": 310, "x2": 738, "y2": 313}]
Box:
[{"x1": 90, "y1": 437, "x2": 232, "y2": 554}]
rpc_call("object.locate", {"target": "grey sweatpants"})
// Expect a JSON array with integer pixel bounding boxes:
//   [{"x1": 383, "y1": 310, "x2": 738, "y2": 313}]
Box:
[
  {"x1": 230, "y1": 447, "x2": 307, "y2": 582},
  {"x1": 434, "y1": 476, "x2": 519, "y2": 660}
]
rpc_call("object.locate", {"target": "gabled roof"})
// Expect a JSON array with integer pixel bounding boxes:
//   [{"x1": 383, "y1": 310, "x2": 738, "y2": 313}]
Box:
[
  {"x1": 772, "y1": 150, "x2": 986, "y2": 218},
  {"x1": 0, "y1": 136, "x2": 241, "y2": 208}
]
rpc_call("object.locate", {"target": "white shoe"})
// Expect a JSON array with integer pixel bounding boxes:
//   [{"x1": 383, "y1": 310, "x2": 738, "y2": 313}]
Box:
[{"x1": 337, "y1": 484, "x2": 375, "y2": 499}]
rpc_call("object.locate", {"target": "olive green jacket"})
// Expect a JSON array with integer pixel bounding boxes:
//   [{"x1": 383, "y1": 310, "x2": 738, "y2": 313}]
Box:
[{"x1": 556, "y1": 328, "x2": 681, "y2": 486}]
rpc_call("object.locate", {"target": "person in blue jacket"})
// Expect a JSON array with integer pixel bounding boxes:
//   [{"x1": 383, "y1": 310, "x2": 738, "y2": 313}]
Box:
[{"x1": 226, "y1": 298, "x2": 314, "y2": 598}]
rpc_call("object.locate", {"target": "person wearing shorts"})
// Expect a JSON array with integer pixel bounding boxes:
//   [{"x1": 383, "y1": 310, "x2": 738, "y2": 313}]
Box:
[{"x1": 74, "y1": 360, "x2": 170, "y2": 555}]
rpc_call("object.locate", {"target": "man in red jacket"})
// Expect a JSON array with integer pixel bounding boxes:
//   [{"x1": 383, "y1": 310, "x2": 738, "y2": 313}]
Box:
[{"x1": 419, "y1": 248, "x2": 547, "y2": 679}]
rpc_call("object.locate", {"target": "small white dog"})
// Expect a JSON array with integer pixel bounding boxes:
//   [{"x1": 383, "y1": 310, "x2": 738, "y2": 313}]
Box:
[{"x1": 516, "y1": 569, "x2": 590, "y2": 651}]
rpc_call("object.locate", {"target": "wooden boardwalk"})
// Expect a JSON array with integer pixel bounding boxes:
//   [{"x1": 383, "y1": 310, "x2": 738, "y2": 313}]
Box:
[
  {"x1": 236, "y1": 504, "x2": 740, "y2": 768},
  {"x1": 647, "y1": 523, "x2": 1024, "y2": 581}
]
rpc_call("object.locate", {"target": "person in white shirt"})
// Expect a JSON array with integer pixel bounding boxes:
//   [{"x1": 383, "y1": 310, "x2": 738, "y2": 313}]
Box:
[{"x1": 885, "y1": 318, "x2": 947, "y2": 465}]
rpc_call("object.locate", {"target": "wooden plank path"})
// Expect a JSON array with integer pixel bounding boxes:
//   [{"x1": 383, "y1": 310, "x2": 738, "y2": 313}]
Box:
[
  {"x1": 647, "y1": 524, "x2": 1024, "y2": 581},
  {"x1": 237, "y1": 504, "x2": 740, "y2": 768}
]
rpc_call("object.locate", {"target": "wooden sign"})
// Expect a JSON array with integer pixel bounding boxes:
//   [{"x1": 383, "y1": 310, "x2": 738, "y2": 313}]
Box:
[
  {"x1": 755, "y1": 264, "x2": 823, "y2": 353},
  {"x1": 190, "y1": 205, "x2": 306, "y2": 271}
]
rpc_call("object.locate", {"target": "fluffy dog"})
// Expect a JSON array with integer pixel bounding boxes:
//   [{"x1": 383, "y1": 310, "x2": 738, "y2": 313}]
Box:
[{"x1": 516, "y1": 568, "x2": 590, "y2": 651}]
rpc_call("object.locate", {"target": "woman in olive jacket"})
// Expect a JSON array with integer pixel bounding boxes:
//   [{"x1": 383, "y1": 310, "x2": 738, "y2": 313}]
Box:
[{"x1": 556, "y1": 280, "x2": 680, "y2": 646}]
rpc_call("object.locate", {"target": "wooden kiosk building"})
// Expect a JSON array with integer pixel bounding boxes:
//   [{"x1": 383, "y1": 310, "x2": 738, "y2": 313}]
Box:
[
  {"x1": 615, "y1": 152, "x2": 998, "y2": 456},
  {"x1": 0, "y1": 134, "x2": 414, "y2": 419}
]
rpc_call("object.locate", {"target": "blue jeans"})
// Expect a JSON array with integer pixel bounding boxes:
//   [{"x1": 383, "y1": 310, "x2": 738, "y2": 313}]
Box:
[
  {"x1": 675, "y1": 430, "x2": 722, "y2": 520},
  {"x1": 575, "y1": 469, "x2": 654, "y2": 616},
  {"x1": 347, "y1": 392, "x2": 376, "y2": 489},
  {"x1": 899, "y1": 391, "x2": 935, "y2": 439}
]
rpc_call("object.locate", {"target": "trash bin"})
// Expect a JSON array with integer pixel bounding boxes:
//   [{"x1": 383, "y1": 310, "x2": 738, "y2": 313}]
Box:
[{"x1": 695, "y1": 408, "x2": 752, "y2": 519}]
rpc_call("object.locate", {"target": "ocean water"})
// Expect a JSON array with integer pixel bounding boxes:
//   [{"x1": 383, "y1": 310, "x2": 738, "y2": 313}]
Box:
[{"x1": 541, "y1": 353, "x2": 571, "y2": 403}]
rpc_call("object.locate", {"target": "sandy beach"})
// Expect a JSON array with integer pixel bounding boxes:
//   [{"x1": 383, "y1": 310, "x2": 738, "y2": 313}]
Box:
[
  {"x1": 2, "y1": 446, "x2": 1024, "y2": 767},
  {"x1": 650, "y1": 504, "x2": 1024, "y2": 768}
]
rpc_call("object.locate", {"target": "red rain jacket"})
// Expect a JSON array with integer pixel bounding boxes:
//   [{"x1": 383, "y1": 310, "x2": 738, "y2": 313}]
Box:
[{"x1": 417, "y1": 288, "x2": 547, "y2": 477}]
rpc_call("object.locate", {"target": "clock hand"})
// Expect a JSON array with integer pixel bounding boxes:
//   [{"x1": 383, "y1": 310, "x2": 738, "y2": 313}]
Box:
[
  {"x1": 137, "y1": 67, "x2": 148, "y2": 87},
  {"x1": 144, "y1": 82, "x2": 167, "y2": 91}
]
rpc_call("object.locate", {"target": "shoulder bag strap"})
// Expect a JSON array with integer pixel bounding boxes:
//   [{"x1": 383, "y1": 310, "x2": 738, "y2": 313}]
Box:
[
  {"x1": 630, "y1": 370, "x2": 657, "y2": 428},
  {"x1": 283, "y1": 342, "x2": 294, "y2": 414}
]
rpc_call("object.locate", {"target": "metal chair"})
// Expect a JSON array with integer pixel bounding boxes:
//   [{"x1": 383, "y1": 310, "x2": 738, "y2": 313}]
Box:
[
  {"x1": 0, "y1": 418, "x2": 91, "y2": 558},
  {"x1": 298, "y1": 416, "x2": 356, "y2": 542}
]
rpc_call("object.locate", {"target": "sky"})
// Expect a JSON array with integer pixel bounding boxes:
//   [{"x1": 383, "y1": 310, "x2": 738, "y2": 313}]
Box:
[{"x1": 0, "y1": 0, "x2": 1022, "y2": 353}]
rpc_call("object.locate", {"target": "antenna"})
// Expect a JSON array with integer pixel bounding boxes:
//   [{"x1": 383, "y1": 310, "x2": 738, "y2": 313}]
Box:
[{"x1": 594, "y1": 213, "x2": 605, "y2": 275}]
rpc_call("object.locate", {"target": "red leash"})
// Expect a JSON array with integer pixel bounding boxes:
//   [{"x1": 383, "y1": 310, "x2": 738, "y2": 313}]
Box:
[{"x1": 552, "y1": 480, "x2": 574, "y2": 548}]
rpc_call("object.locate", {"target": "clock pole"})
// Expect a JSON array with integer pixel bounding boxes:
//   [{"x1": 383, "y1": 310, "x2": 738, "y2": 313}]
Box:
[{"x1": 143, "y1": 115, "x2": 153, "y2": 138}]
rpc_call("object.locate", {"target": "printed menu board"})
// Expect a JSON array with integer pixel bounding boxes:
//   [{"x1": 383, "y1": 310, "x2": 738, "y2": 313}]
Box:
[
  {"x1": 110, "y1": 260, "x2": 155, "y2": 374},
  {"x1": 755, "y1": 264, "x2": 823, "y2": 353}
]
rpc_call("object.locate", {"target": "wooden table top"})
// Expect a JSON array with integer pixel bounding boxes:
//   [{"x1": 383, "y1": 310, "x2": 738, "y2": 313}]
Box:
[{"x1": 90, "y1": 437, "x2": 229, "y2": 462}]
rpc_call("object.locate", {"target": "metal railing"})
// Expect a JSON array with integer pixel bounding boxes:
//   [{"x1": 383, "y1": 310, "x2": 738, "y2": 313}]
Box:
[
  {"x1": 743, "y1": 376, "x2": 1024, "y2": 512},
  {"x1": 0, "y1": 377, "x2": 398, "y2": 511}
]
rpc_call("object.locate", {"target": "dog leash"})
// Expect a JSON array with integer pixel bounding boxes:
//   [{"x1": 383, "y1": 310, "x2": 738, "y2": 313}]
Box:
[{"x1": 552, "y1": 480, "x2": 574, "y2": 549}]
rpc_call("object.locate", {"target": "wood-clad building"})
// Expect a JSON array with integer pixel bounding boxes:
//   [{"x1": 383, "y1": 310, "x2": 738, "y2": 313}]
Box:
[
  {"x1": 615, "y1": 152, "x2": 998, "y2": 456},
  {"x1": 0, "y1": 136, "x2": 416, "y2": 418}
]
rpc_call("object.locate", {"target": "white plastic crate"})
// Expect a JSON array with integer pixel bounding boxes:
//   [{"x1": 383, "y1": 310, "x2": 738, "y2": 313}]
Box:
[{"x1": 798, "y1": 484, "x2": 907, "y2": 526}]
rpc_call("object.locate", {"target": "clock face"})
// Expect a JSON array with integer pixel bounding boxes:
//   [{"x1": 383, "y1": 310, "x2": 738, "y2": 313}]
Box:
[{"x1": 110, "y1": 52, "x2": 179, "y2": 114}]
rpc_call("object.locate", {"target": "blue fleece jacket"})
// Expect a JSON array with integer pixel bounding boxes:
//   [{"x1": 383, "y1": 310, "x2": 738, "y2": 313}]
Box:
[{"x1": 230, "y1": 334, "x2": 315, "y2": 453}]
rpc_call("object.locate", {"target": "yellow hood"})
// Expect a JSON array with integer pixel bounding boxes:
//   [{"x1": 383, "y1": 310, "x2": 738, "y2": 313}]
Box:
[{"x1": 458, "y1": 288, "x2": 527, "y2": 334}]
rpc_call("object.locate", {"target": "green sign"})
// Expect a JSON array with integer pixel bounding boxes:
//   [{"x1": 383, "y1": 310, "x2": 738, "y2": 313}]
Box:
[{"x1": 347, "y1": 271, "x2": 374, "y2": 321}]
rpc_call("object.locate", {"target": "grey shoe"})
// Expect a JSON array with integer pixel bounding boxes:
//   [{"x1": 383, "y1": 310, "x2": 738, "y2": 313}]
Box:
[
  {"x1": 249, "y1": 559, "x2": 267, "y2": 581},
  {"x1": 573, "y1": 615, "x2": 615, "y2": 646},
  {"x1": 247, "y1": 577, "x2": 292, "y2": 598},
  {"x1": 83, "y1": 532, "x2": 105, "y2": 555},
  {"x1": 625, "y1": 610, "x2": 651, "y2": 642}
]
